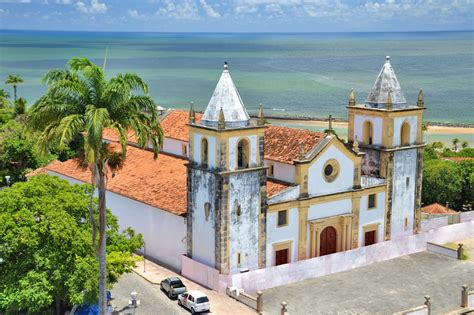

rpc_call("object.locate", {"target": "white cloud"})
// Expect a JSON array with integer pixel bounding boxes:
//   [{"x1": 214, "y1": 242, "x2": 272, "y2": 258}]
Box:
[
  {"x1": 55, "y1": 0, "x2": 71, "y2": 4},
  {"x1": 200, "y1": 0, "x2": 220, "y2": 18},
  {"x1": 128, "y1": 8, "x2": 147, "y2": 19},
  {"x1": 155, "y1": 0, "x2": 199, "y2": 20},
  {"x1": 76, "y1": 0, "x2": 107, "y2": 14},
  {"x1": 0, "y1": 0, "x2": 31, "y2": 3}
]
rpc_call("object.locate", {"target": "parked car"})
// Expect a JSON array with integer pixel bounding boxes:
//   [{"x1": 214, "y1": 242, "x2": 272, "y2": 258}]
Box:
[
  {"x1": 178, "y1": 291, "x2": 210, "y2": 314},
  {"x1": 160, "y1": 276, "x2": 187, "y2": 299}
]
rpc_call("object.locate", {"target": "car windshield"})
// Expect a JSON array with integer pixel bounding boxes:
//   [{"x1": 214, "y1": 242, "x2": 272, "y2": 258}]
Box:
[
  {"x1": 170, "y1": 280, "x2": 184, "y2": 288},
  {"x1": 196, "y1": 296, "x2": 209, "y2": 303}
]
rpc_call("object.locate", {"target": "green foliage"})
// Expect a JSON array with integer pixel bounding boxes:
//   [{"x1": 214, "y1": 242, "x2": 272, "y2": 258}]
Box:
[
  {"x1": 14, "y1": 97, "x2": 26, "y2": 116},
  {"x1": 422, "y1": 159, "x2": 464, "y2": 209},
  {"x1": 0, "y1": 175, "x2": 143, "y2": 313}
]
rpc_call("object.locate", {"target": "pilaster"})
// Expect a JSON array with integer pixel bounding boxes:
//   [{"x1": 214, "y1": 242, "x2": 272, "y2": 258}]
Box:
[
  {"x1": 351, "y1": 194, "x2": 361, "y2": 248},
  {"x1": 258, "y1": 169, "x2": 267, "y2": 268},
  {"x1": 384, "y1": 152, "x2": 394, "y2": 240},
  {"x1": 298, "y1": 206, "x2": 309, "y2": 260},
  {"x1": 413, "y1": 147, "x2": 424, "y2": 233}
]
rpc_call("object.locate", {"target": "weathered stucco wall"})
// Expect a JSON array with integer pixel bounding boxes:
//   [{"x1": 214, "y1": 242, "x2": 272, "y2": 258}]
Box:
[
  {"x1": 361, "y1": 149, "x2": 380, "y2": 176},
  {"x1": 266, "y1": 207, "x2": 299, "y2": 267},
  {"x1": 307, "y1": 144, "x2": 354, "y2": 196},
  {"x1": 391, "y1": 149, "x2": 417, "y2": 238},
  {"x1": 51, "y1": 172, "x2": 187, "y2": 270},
  {"x1": 264, "y1": 160, "x2": 295, "y2": 183},
  {"x1": 353, "y1": 114, "x2": 383, "y2": 145},
  {"x1": 307, "y1": 198, "x2": 352, "y2": 221},
  {"x1": 190, "y1": 169, "x2": 217, "y2": 268},
  {"x1": 359, "y1": 192, "x2": 386, "y2": 246},
  {"x1": 228, "y1": 172, "x2": 260, "y2": 274}
]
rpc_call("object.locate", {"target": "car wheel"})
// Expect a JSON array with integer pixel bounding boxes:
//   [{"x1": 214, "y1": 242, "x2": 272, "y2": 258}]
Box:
[
  {"x1": 178, "y1": 299, "x2": 182, "y2": 306},
  {"x1": 191, "y1": 307, "x2": 195, "y2": 314},
  {"x1": 168, "y1": 291, "x2": 172, "y2": 299}
]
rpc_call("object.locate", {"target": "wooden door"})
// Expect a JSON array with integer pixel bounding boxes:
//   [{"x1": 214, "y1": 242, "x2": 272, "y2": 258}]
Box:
[
  {"x1": 364, "y1": 230, "x2": 376, "y2": 246},
  {"x1": 320, "y1": 226, "x2": 337, "y2": 256},
  {"x1": 275, "y1": 249, "x2": 289, "y2": 266}
]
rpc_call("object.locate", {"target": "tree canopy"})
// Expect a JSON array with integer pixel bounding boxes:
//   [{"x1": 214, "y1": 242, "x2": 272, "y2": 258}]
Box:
[{"x1": 0, "y1": 175, "x2": 143, "y2": 314}]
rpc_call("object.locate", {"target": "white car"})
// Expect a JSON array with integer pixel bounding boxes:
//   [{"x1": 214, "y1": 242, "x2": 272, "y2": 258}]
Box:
[{"x1": 177, "y1": 291, "x2": 210, "y2": 314}]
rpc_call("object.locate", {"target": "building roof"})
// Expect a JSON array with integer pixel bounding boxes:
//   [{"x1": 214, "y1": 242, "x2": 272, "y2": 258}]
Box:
[
  {"x1": 201, "y1": 63, "x2": 250, "y2": 129},
  {"x1": 33, "y1": 142, "x2": 290, "y2": 217},
  {"x1": 161, "y1": 110, "x2": 202, "y2": 142},
  {"x1": 421, "y1": 203, "x2": 457, "y2": 215},
  {"x1": 264, "y1": 125, "x2": 326, "y2": 164},
  {"x1": 366, "y1": 56, "x2": 407, "y2": 108}
]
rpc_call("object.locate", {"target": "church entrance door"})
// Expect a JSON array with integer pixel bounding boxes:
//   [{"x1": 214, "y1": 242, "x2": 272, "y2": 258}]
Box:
[{"x1": 319, "y1": 226, "x2": 337, "y2": 256}]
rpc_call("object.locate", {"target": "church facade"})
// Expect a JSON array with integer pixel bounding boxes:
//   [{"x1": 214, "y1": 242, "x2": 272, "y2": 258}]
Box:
[
  {"x1": 185, "y1": 57, "x2": 424, "y2": 274},
  {"x1": 32, "y1": 57, "x2": 425, "y2": 275}
]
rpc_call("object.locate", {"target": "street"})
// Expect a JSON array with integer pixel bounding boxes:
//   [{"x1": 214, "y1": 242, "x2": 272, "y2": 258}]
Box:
[{"x1": 110, "y1": 272, "x2": 188, "y2": 315}]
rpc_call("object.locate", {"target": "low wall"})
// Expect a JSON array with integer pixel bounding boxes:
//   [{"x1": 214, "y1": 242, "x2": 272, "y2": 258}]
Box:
[
  {"x1": 461, "y1": 211, "x2": 474, "y2": 223},
  {"x1": 181, "y1": 221, "x2": 474, "y2": 294},
  {"x1": 426, "y1": 242, "x2": 458, "y2": 259},
  {"x1": 393, "y1": 305, "x2": 428, "y2": 315},
  {"x1": 421, "y1": 216, "x2": 449, "y2": 231},
  {"x1": 469, "y1": 291, "x2": 474, "y2": 308},
  {"x1": 226, "y1": 287, "x2": 258, "y2": 311}
]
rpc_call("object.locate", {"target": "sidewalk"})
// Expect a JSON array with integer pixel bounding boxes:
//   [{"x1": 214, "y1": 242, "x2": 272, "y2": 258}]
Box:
[{"x1": 132, "y1": 258, "x2": 255, "y2": 315}]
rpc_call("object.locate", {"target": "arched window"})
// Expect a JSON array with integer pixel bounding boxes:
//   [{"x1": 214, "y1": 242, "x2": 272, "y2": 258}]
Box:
[
  {"x1": 362, "y1": 121, "x2": 373, "y2": 145},
  {"x1": 201, "y1": 138, "x2": 208, "y2": 167},
  {"x1": 400, "y1": 122, "x2": 410, "y2": 146},
  {"x1": 237, "y1": 139, "x2": 249, "y2": 169}
]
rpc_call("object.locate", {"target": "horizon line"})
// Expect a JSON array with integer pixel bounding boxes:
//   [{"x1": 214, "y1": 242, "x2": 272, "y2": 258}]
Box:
[{"x1": 1, "y1": 28, "x2": 473, "y2": 35}]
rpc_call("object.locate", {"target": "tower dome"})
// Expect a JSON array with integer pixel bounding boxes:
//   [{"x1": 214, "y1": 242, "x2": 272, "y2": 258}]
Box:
[
  {"x1": 201, "y1": 62, "x2": 250, "y2": 128},
  {"x1": 366, "y1": 56, "x2": 407, "y2": 108}
]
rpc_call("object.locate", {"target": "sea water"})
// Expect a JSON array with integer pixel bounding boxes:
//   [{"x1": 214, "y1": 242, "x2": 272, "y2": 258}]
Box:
[{"x1": 1, "y1": 30, "x2": 473, "y2": 125}]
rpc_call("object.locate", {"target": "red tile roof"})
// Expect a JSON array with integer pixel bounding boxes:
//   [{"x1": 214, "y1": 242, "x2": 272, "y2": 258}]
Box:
[
  {"x1": 34, "y1": 141, "x2": 290, "y2": 216},
  {"x1": 421, "y1": 203, "x2": 457, "y2": 215},
  {"x1": 264, "y1": 125, "x2": 325, "y2": 164},
  {"x1": 161, "y1": 110, "x2": 202, "y2": 142},
  {"x1": 43, "y1": 144, "x2": 188, "y2": 216}
]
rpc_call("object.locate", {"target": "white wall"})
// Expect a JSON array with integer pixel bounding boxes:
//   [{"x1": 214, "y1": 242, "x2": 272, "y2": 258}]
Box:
[
  {"x1": 359, "y1": 192, "x2": 386, "y2": 246},
  {"x1": 50, "y1": 171, "x2": 187, "y2": 270},
  {"x1": 228, "y1": 135, "x2": 258, "y2": 171},
  {"x1": 193, "y1": 133, "x2": 217, "y2": 168},
  {"x1": 266, "y1": 207, "x2": 299, "y2": 267},
  {"x1": 353, "y1": 114, "x2": 383, "y2": 145},
  {"x1": 190, "y1": 170, "x2": 216, "y2": 268},
  {"x1": 307, "y1": 198, "x2": 352, "y2": 221},
  {"x1": 393, "y1": 116, "x2": 418, "y2": 147},
  {"x1": 162, "y1": 138, "x2": 188, "y2": 157},
  {"x1": 264, "y1": 160, "x2": 295, "y2": 183},
  {"x1": 391, "y1": 149, "x2": 417, "y2": 239},
  {"x1": 307, "y1": 145, "x2": 354, "y2": 196}
]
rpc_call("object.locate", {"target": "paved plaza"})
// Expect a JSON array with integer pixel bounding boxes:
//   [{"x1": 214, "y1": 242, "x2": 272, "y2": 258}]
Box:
[{"x1": 262, "y1": 251, "x2": 474, "y2": 314}]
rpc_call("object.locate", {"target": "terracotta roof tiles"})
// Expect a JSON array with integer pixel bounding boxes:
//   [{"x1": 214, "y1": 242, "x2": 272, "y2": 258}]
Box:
[
  {"x1": 264, "y1": 125, "x2": 326, "y2": 164},
  {"x1": 421, "y1": 203, "x2": 457, "y2": 215},
  {"x1": 160, "y1": 110, "x2": 202, "y2": 142}
]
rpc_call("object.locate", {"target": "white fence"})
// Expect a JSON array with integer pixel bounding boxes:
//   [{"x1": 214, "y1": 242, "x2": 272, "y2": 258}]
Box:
[{"x1": 181, "y1": 220, "x2": 474, "y2": 294}]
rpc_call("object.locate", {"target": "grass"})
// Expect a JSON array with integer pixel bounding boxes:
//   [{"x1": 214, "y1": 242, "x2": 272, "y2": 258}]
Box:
[{"x1": 444, "y1": 242, "x2": 469, "y2": 260}]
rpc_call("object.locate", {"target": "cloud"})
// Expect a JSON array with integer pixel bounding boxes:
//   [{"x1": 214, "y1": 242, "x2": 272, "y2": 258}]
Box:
[
  {"x1": 155, "y1": 0, "x2": 199, "y2": 20},
  {"x1": 128, "y1": 9, "x2": 147, "y2": 19},
  {"x1": 55, "y1": 0, "x2": 71, "y2": 4},
  {"x1": 199, "y1": 0, "x2": 220, "y2": 18},
  {"x1": 0, "y1": 0, "x2": 31, "y2": 3},
  {"x1": 76, "y1": 0, "x2": 107, "y2": 14}
]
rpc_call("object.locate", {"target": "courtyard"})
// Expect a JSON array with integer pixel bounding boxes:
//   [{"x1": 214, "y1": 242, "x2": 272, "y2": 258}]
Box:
[{"x1": 262, "y1": 251, "x2": 474, "y2": 314}]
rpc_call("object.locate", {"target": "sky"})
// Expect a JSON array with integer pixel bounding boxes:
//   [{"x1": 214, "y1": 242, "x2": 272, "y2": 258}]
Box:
[{"x1": 0, "y1": 0, "x2": 473, "y2": 33}]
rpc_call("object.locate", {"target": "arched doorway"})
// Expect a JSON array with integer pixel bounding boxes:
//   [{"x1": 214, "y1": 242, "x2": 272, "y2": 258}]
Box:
[
  {"x1": 320, "y1": 226, "x2": 337, "y2": 256},
  {"x1": 363, "y1": 121, "x2": 373, "y2": 145},
  {"x1": 400, "y1": 122, "x2": 410, "y2": 146}
]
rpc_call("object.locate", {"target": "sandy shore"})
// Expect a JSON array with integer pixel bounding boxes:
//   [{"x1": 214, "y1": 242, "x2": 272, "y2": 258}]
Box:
[{"x1": 269, "y1": 118, "x2": 474, "y2": 136}]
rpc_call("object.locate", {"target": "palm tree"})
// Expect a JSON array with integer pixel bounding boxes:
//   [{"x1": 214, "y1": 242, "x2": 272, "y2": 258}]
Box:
[
  {"x1": 27, "y1": 58, "x2": 163, "y2": 314},
  {"x1": 461, "y1": 141, "x2": 469, "y2": 149},
  {"x1": 452, "y1": 138, "x2": 460, "y2": 152},
  {"x1": 14, "y1": 97, "x2": 26, "y2": 116},
  {"x1": 5, "y1": 74, "x2": 24, "y2": 103}
]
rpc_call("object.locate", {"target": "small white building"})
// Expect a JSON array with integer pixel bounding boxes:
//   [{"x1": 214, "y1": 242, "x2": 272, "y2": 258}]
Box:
[{"x1": 32, "y1": 57, "x2": 425, "y2": 274}]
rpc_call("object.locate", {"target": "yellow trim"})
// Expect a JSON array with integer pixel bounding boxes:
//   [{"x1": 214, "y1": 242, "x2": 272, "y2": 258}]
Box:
[
  {"x1": 237, "y1": 252, "x2": 242, "y2": 267},
  {"x1": 277, "y1": 209, "x2": 289, "y2": 227},
  {"x1": 201, "y1": 137, "x2": 208, "y2": 167},
  {"x1": 367, "y1": 193, "x2": 377, "y2": 210},
  {"x1": 322, "y1": 159, "x2": 340, "y2": 183},
  {"x1": 235, "y1": 136, "x2": 250, "y2": 169},
  {"x1": 309, "y1": 215, "x2": 352, "y2": 257},
  {"x1": 362, "y1": 223, "x2": 380, "y2": 246},
  {"x1": 298, "y1": 206, "x2": 308, "y2": 260},
  {"x1": 272, "y1": 240, "x2": 292, "y2": 266}
]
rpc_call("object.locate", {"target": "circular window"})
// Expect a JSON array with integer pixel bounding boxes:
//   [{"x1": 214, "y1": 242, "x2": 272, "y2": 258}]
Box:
[{"x1": 323, "y1": 159, "x2": 340, "y2": 183}]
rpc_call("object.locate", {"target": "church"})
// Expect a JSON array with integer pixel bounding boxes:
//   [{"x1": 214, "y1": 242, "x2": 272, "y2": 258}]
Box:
[{"x1": 31, "y1": 56, "x2": 425, "y2": 275}]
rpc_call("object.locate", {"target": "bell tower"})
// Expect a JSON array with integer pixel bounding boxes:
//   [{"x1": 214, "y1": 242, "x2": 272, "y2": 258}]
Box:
[
  {"x1": 187, "y1": 62, "x2": 267, "y2": 274},
  {"x1": 347, "y1": 56, "x2": 425, "y2": 240}
]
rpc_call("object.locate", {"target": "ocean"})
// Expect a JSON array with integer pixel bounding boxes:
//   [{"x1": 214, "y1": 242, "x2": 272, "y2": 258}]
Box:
[{"x1": 1, "y1": 30, "x2": 473, "y2": 125}]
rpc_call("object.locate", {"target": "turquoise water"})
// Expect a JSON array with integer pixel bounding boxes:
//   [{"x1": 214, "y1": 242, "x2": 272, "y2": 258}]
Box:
[{"x1": 1, "y1": 30, "x2": 473, "y2": 124}]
